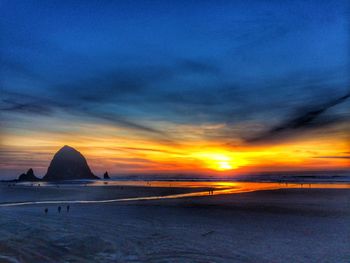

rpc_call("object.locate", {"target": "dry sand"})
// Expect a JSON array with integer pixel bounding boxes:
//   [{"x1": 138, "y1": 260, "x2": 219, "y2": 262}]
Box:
[{"x1": 0, "y1": 184, "x2": 349, "y2": 262}]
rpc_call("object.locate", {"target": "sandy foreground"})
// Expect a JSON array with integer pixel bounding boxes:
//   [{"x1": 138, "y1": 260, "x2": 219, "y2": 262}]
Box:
[{"x1": 0, "y1": 184, "x2": 349, "y2": 263}]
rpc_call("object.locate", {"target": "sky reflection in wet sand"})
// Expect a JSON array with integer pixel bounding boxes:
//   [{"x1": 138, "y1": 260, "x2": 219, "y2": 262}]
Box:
[{"x1": 1, "y1": 181, "x2": 349, "y2": 207}]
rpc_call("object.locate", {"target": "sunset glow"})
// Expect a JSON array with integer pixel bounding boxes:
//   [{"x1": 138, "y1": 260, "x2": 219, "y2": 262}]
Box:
[
  {"x1": 1, "y1": 119, "x2": 349, "y2": 178},
  {"x1": 191, "y1": 152, "x2": 244, "y2": 171},
  {"x1": 0, "y1": 0, "x2": 349, "y2": 179}
]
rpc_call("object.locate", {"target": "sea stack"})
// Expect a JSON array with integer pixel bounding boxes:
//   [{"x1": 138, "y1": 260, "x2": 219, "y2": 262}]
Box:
[
  {"x1": 43, "y1": 145, "x2": 98, "y2": 181},
  {"x1": 18, "y1": 168, "x2": 40, "y2": 181},
  {"x1": 103, "y1": 171, "x2": 110, "y2": 179}
]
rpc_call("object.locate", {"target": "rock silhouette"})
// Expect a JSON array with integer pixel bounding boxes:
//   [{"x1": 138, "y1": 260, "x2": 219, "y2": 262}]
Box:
[
  {"x1": 103, "y1": 171, "x2": 110, "y2": 179},
  {"x1": 18, "y1": 168, "x2": 40, "y2": 181},
  {"x1": 43, "y1": 145, "x2": 98, "y2": 181}
]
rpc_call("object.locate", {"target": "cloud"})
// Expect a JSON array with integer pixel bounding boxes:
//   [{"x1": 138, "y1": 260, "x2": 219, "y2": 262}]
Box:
[
  {"x1": 54, "y1": 58, "x2": 221, "y2": 103},
  {"x1": 0, "y1": 88, "x2": 169, "y2": 138},
  {"x1": 245, "y1": 92, "x2": 350, "y2": 143},
  {"x1": 0, "y1": 99, "x2": 53, "y2": 116},
  {"x1": 1, "y1": 26, "x2": 348, "y2": 146},
  {"x1": 85, "y1": 111, "x2": 170, "y2": 137},
  {"x1": 313, "y1": 156, "x2": 350, "y2": 159},
  {"x1": 0, "y1": 56, "x2": 222, "y2": 141},
  {"x1": 2, "y1": 64, "x2": 348, "y2": 147},
  {"x1": 117, "y1": 146, "x2": 181, "y2": 155}
]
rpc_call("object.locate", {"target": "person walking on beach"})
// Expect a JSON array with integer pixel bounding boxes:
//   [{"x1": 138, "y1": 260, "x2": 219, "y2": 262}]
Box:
[
  {"x1": 67, "y1": 205, "x2": 70, "y2": 213},
  {"x1": 58, "y1": 206, "x2": 61, "y2": 213},
  {"x1": 44, "y1": 208, "x2": 48, "y2": 215}
]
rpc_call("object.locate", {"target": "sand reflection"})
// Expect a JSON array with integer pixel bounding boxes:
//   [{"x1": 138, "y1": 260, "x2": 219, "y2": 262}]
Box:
[{"x1": 1, "y1": 181, "x2": 349, "y2": 207}]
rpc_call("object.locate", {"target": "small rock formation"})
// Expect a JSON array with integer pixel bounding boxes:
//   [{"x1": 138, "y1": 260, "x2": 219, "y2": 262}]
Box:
[
  {"x1": 18, "y1": 168, "x2": 40, "y2": 181},
  {"x1": 103, "y1": 171, "x2": 110, "y2": 179},
  {"x1": 43, "y1": 145, "x2": 99, "y2": 181}
]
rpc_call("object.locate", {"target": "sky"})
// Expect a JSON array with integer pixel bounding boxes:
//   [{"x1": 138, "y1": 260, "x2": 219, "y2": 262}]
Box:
[{"x1": 0, "y1": 0, "x2": 349, "y2": 179}]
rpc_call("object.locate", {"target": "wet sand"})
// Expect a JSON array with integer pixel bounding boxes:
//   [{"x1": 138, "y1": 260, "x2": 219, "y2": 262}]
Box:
[
  {"x1": 0, "y1": 184, "x2": 349, "y2": 262},
  {"x1": 0, "y1": 183, "x2": 215, "y2": 205}
]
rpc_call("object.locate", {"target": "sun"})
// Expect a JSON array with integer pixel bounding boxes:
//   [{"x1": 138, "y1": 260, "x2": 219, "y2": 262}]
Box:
[
  {"x1": 217, "y1": 161, "x2": 233, "y2": 171},
  {"x1": 193, "y1": 152, "x2": 240, "y2": 171},
  {"x1": 209, "y1": 154, "x2": 235, "y2": 171}
]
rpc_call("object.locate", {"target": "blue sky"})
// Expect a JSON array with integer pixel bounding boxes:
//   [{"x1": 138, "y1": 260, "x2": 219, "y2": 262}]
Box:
[{"x1": 0, "y1": 0, "x2": 349, "y2": 177}]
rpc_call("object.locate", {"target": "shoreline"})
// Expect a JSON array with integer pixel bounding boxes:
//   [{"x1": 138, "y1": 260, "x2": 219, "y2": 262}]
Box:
[{"x1": 1, "y1": 181, "x2": 349, "y2": 208}]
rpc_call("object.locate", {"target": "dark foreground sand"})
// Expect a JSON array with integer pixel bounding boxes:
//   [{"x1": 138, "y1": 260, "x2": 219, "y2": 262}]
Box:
[{"x1": 0, "y1": 186, "x2": 349, "y2": 263}]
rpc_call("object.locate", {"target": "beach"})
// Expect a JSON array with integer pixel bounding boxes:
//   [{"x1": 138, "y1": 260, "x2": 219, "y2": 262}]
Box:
[{"x1": 0, "y1": 183, "x2": 349, "y2": 262}]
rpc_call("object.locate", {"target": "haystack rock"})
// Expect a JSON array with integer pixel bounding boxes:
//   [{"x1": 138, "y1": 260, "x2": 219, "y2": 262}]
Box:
[
  {"x1": 43, "y1": 145, "x2": 99, "y2": 181},
  {"x1": 103, "y1": 171, "x2": 110, "y2": 179},
  {"x1": 18, "y1": 168, "x2": 40, "y2": 181}
]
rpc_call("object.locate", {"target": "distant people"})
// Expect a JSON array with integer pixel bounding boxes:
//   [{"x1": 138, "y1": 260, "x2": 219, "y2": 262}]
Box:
[
  {"x1": 44, "y1": 208, "x2": 48, "y2": 215},
  {"x1": 67, "y1": 205, "x2": 70, "y2": 213},
  {"x1": 58, "y1": 206, "x2": 61, "y2": 213}
]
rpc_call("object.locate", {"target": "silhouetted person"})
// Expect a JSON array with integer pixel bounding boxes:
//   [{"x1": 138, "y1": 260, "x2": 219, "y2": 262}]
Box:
[
  {"x1": 58, "y1": 206, "x2": 61, "y2": 213},
  {"x1": 45, "y1": 208, "x2": 48, "y2": 215},
  {"x1": 67, "y1": 205, "x2": 70, "y2": 213}
]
